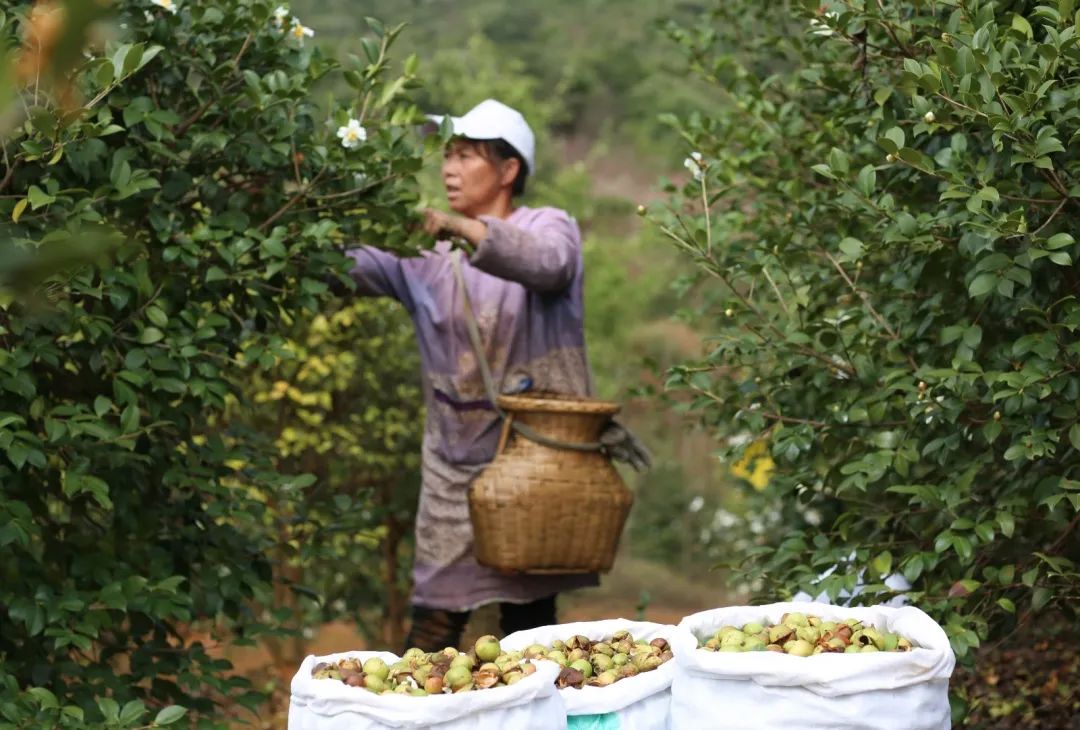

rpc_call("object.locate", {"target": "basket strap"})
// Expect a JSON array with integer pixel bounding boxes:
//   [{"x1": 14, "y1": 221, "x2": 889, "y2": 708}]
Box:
[{"x1": 450, "y1": 250, "x2": 603, "y2": 453}]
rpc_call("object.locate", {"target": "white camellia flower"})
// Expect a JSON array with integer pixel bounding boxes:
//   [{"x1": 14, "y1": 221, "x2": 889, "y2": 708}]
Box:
[
  {"x1": 336, "y1": 119, "x2": 367, "y2": 149},
  {"x1": 290, "y1": 19, "x2": 314, "y2": 45},
  {"x1": 683, "y1": 151, "x2": 706, "y2": 181},
  {"x1": 150, "y1": 0, "x2": 178, "y2": 14},
  {"x1": 272, "y1": 5, "x2": 289, "y2": 28},
  {"x1": 688, "y1": 495, "x2": 705, "y2": 513}
]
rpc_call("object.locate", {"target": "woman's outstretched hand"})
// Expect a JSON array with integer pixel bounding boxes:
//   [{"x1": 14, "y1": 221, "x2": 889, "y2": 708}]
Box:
[
  {"x1": 422, "y1": 208, "x2": 459, "y2": 238},
  {"x1": 422, "y1": 208, "x2": 488, "y2": 248}
]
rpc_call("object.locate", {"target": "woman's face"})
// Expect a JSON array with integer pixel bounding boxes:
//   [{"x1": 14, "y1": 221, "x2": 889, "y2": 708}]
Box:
[{"x1": 441, "y1": 140, "x2": 517, "y2": 216}]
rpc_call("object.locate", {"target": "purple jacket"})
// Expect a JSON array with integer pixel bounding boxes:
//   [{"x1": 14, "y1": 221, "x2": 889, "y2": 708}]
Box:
[{"x1": 348, "y1": 205, "x2": 598, "y2": 611}]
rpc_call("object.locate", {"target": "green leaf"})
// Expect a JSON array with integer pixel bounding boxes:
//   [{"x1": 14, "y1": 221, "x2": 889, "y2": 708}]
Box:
[
  {"x1": 138, "y1": 327, "x2": 164, "y2": 344},
  {"x1": 119, "y1": 700, "x2": 146, "y2": 726},
  {"x1": 1046, "y1": 232, "x2": 1074, "y2": 249},
  {"x1": 856, "y1": 165, "x2": 876, "y2": 197},
  {"x1": 997, "y1": 512, "x2": 1015, "y2": 538},
  {"x1": 1048, "y1": 251, "x2": 1072, "y2": 266},
  {"x1": 27, "y1": 185, "x2": 56, "y2": 210},
  {"x1": 93, "y1": 395, "x2": 111, "y2": 417},
  {"x1": 828, "y1": 147, "x2": 849, "y2": 174},
  {"x1": 968, "y1": 273, "x2": 997, "y2": 297},
  {"x1": 997, "y1": 597, "x2": 1015, "y2": 613},
  {"x1": 154, "y1": 706, "x2": 188, "y2": 726},
  {"x1": 365, "y1": 16, "x2": 386, "y2": 37},
  {"x1": 146, "y1": 305, "x2": 168, "y2": 327},
  {"x1": 839, "y1": 237, "x2": 864, "y2": 259},
  {"x1": 27, "y1": 687, "x2": 58, "y2": 710},
  {"x1": 97, "y1": 697, "x2": 120, "y2": 724},
  {"x1": 1069, "y1": 424, "x2": 1080, "y2": 451},
  {"x1": 112, "y1": 44, "x2": 131, "y2": 79},
  {"x1": 1011, "y1": 14, "x2": 1034, "y2": 38},
  {"x1": 885, "y1": 126, "x2": 906, "y2": 150},
  {"x1": 1031, "y1": 586, "x2": 1052, "y2": 611}
]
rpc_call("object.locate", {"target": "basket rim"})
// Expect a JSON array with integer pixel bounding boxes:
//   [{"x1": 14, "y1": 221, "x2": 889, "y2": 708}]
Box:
[{"x1": 497, "y1": 392, "x2": 621, "y2": 415}]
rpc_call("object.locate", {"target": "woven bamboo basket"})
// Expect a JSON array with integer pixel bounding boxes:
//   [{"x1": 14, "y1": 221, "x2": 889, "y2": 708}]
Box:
[{"x1": 469, "y1": 392, "x2": 634, "y2": 574}]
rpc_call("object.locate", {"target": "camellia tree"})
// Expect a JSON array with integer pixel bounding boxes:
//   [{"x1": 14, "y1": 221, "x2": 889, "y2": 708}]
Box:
[
  {"x1": 0, "y1": 0, "x2": 429, "y2": 725},
  {"x1": 652, "y1": 0, "x2": 1080, "y2": 707}
]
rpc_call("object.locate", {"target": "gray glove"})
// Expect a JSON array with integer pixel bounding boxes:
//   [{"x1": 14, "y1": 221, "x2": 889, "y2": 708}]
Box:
[{"x1": 600, "y1": 419, "x2": 652, "y2": 472}]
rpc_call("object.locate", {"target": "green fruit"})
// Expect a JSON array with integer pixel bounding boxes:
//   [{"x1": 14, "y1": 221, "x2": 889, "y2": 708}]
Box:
[
  {"x1": 765, "y1": 644, "x2": 785, "y2": 653},
  {"x1": 781, "y1": 612, "x2": 808, "y2": 628},
  {"x1": 882, "y1": 633, "x2": 899, "y2": 652},
  {"x1": 715, "y1": 625, "x2": 742, "y2": 640},
  {"x1": 719, "y1": 645, "x2": 741, "y2": 652},
  {"x1": 504, "y1": 671, "x2": 524, "y2": 685},
  {"x1": 768, "y1": 625, "x2": 795, "y2": 644},
  {"x1": 592, "y1": 653, "x2": 614, "y2": 672},
  {"x1": 821, "y1": 621, "x2": 837, "y2": 633},
  {"x1": 547, "y1": 650, "x2": 569, "y2": 666},
  {"x1": 409, "y1": 688, "x2": 428, "y2": 697},
  {"x1": 524, "y1": 643, "x2": 548, "y2": 659},
  {"x1": 363, "y1": 674, "x2": 386, "y2": 692},
  {"x1": 550, "y1": 639, "x2": 566, "y2": 652},
  {"x1": 474, "y1": 635, "x2": 501, "y2": 663},
  {"x1": 450, "y1": 653, "x2": 475, "y2": 671},
  {"x1": 720, "y1": 630, "x2": 746, "y2": 648},
  {"x1": 611, "y1": 630, "x2": 632, "y2": 643},
  {"x1": 844, "y1": 644, "x2": 860, "y2": 654},
  {"x1": 595, "y1": 669, "x2": 619, "y2": 687},
  {"x1": 784, "y1": 639, "x2": 814, "y2": 657},
  {"x1": 568, "y1": 648, "x2": 589, "y2": 663},
  {"x1": 741, "y1": 636, "x2": 767, "y2": 652},
  {"x1": 363, "y1": 658, "x2": 389, "y2": 681},
  {"x1": 444, "y1": 665, "x2": 472, "y2": 691},
  {"x1": 742, "y1": 622, "x2": 764, "y2": 635},
  {"x1": 403, "y1": 647, "x2": 425, "y2": 662},
  {"x1": 612, "y1": 652, "x2": 629, "y2": 665},
  {"x1": 826, "y1": 637, "x2": 847, "y2": 651},
  {"x1": 862, "y1": 645, "x2": 880, "y2": 653},
  {"x1": 897, "y1": 637, "x2": 913, "y2": 651},
  {"x1": 638, "y1": 655, "x2": 663, "y2": 670},
  {"x1": 570, "y1": 659, "x2": 594, "y2": 678},
  {"x1": 862, "y1": 628, "x2": 885, "y2": 650},
  {"x1": 592, "y1": 641, "x2": 615, "y2": 656},
  {"x1": 796, "y1": 626, "x2": 820, "y2": 644}
]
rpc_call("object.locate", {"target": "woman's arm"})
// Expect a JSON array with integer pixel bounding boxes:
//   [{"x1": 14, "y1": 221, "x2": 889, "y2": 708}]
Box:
[
  {"x1": 424, "y1": 208, "x2": 579, "y2": 293},
  {"x1": 341, "y1": 246, "x2": 417, "y2": 311}
]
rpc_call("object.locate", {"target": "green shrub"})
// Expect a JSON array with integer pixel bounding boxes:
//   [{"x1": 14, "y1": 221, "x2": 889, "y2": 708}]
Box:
[
  {"x1": 0, "y1": 0, "x2": 424, "y2": 724},
  {"x1": 655, "y1": 0, "x2": 1080, "y2": 679}
]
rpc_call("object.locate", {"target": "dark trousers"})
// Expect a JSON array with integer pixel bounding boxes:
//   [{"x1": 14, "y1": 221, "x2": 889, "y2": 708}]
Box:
[{"x1": 402, "y1": 595, "x2": 558, "y2": 654}]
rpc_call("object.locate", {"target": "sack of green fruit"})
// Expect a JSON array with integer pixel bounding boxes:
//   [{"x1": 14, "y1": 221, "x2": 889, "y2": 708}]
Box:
[
  {"x1": 670, "y1": 602, "x2": 955, "y2": 730},
  {"x1": 501, "y1": 619, "x2": 679, "y2": 730},
  {"x1": 288, "y1": 649, "x2": 566, "y2": 729}
]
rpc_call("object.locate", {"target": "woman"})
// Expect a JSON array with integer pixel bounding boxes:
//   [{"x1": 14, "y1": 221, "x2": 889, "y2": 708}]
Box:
[{"x1": 347, "y1": 99, "x2": 599, "y2": 651}]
